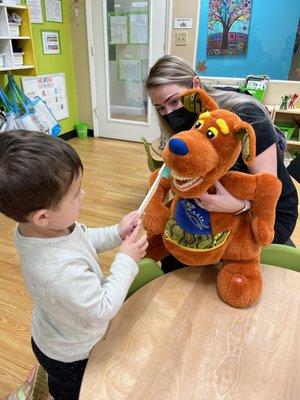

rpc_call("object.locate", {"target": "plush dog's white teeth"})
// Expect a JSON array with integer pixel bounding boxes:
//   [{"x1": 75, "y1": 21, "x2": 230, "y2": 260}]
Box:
[
  {"x1": 171, "y1": 171, "x2": 191, "y2": 180},
  {"x1": 173, "y1": 176, "x2": 203, "y2": 189}
]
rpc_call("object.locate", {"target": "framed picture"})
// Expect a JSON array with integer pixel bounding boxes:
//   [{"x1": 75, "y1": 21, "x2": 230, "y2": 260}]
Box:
[
  {"x1": 41, "y1": 30, "x2": 61, "y2": 55},
  {"x1": 207, "y1": 0, "x2": 252, "y2": 56},
  {"x1": 44, "y1": 0, "x2": 63, "y2": 23}
]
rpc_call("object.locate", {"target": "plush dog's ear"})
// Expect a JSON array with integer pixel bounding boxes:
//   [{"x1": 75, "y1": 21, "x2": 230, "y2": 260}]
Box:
[
  {"x1": 180, "y1": 88, "x2": 219, "y2": 113},
  {"x1": 234, "y1": 121, "x2": 256, "y2": 165}
]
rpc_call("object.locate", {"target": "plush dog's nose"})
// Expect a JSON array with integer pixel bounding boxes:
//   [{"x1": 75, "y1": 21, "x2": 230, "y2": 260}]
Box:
[{"x1": 168, "y1": 138, "x2": 189, "y2": 156}]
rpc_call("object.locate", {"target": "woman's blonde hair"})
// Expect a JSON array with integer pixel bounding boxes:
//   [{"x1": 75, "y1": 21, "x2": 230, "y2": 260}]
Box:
[
  {"x1": 146, "y1": 55, "x2": 196, "y2": 90},
  {"x1": 146, "y1": 55, "x2": 197, "y2": 143},
  {"x1": 146, "y1": 55, "x2": 273, "y2": 149}
]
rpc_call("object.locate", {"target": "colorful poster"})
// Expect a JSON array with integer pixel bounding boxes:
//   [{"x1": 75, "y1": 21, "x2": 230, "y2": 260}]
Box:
[
  {"x1": 207, "y1": 0, "x2": 252, "y2": 56},
  {"x1": 22, "y1": 74, "x2": 69, "y2": 121}
]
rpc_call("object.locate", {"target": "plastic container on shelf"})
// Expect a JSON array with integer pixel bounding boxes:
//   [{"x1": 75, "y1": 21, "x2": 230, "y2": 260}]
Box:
[
  {"x1": 275, "y1": 121, "x2": 297, "y2": 141},
  {"x1": 239, "y1": 86, "x2": 266, "y2": 102},
  {"x1": 13, "y1": 52, "x2": 24, "y2": 66},
  {"x1": 75, "y1": 122, "x2": 88, "y2": 138},
  {"x1": 9, "y1": 22, "x2": 20, "y2": 37},
  {"x1": 3, "y1": 0, "x2": 21, "y2": 5}
]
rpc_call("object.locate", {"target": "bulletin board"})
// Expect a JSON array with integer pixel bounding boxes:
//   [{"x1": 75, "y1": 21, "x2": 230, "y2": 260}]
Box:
[{"x1": 21, "y1": 73, "x2": 69, "y2": 121}]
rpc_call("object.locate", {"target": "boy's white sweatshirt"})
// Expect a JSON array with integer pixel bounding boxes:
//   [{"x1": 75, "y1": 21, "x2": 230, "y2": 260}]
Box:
[{"x1": 14, "y1": 222, "x2": 138, "y2": 362}]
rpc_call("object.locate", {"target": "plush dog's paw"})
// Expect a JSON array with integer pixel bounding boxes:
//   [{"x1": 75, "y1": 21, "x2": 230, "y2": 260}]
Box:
[
  {"x1": 252, "y1": 216, "x2": 275, "y2": 246},
  {"x1": 217, "y1": 261, "x2": 262, "y2": 308},
  {"x1": 143, "y1": 206, "x2": 170, "y2": 235}
]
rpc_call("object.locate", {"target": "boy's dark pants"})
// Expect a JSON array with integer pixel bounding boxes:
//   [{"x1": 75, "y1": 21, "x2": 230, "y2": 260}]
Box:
[{"x1": 31, "y1": 338, "x2": 88, "y2": 400}]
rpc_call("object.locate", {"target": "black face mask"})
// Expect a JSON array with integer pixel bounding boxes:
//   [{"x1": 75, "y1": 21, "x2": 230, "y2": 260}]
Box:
[{"x1": 162, "y1": 107, "x2": 198, "y2": 133}]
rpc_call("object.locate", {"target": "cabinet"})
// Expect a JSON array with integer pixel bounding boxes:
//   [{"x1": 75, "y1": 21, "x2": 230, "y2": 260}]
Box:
[
  {"x1": 0, "y1": 3, "x2": 36, "y2": 75},
  {"x1": 266, "y1": 105, "x2": 300, "y2": 150}
]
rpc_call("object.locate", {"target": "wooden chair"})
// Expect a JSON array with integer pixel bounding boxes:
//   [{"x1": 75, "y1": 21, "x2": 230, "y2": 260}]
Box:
[
  {"x1": 260, "y1": 243, "x2": 300, "y2": 272},
  {"x1": 140, "y1": 136, "x2": 163, "y2": 172},
  {"x1": 126, "y1": 258, "x2": 163, "y2": 299}
]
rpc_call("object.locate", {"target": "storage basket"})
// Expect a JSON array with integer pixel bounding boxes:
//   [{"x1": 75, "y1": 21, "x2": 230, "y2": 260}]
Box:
[
  {"x1": 275, "y1": 121, "x2": 297, "y2": 141},
  {"x1": 9, "y1": 22, "x2": 20, "y2": 37},
  {"x1": 75, "y1": 122, "x2": 88, "y2": 138},
  {"x1": 13, "y1": 52, "x2": 24, "y2": 66},
  {"x1": 4, "y1": 0, "x2": 21, "y2": 5}
]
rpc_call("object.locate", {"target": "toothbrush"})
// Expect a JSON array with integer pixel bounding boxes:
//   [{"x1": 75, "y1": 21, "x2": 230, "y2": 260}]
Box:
[{"x1": 137, "y1": 164, "x2": 170, "y2": 218}]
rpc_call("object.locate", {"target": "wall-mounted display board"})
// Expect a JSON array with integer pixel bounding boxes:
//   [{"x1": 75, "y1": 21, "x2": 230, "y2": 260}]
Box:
[
  {"x1": 0, "y1": 3, "x2": 36, "y2": 74},
  {"x1": 22, "y1": 73, "x2": 69, "y2": 120}
]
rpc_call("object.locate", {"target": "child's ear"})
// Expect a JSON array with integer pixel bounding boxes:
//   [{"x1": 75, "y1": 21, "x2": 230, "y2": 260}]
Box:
[{"x1": 31, "y1": 209, "x2": 50, "y2": 227}]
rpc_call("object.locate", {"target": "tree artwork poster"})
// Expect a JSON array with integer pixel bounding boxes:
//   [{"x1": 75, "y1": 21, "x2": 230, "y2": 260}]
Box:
[{"x1": 207, "y1": 0, "x2": 252, "y2": 56}]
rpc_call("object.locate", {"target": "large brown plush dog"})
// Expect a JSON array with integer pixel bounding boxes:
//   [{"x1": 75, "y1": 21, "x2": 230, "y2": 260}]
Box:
[{"x1": 143, "y1": 88, "x2": 282, "y2": 308}]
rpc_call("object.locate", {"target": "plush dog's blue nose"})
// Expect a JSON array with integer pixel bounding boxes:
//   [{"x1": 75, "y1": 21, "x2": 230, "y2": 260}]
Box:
[{"x1": 168, "y1": 138, "x2": 189, "y2": 156}]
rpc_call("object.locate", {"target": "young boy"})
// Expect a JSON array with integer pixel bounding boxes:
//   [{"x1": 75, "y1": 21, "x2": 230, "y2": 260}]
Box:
[{"x1": 0, "y1": 130, "x2": 148, "y2": 400}]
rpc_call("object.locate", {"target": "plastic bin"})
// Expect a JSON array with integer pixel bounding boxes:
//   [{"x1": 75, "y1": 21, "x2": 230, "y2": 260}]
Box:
[
  {"x1": 75, "y1": 122, "x2": 88, "y2": 139},
  {"x1": 13, "y1": 52, "x2": 24, "y2": 66},
  {"x1": 275, "y1": 121, "x2": 296, "y2": 140},
  {"x1": 4, "y1": 0, "x2": 21, "y2": 5},
  {"x1": 9, "y1": 22, "x2": 20, "y2": 37},
  {"x1": 239, "y1": 86, "x2": 266, "y2": 102}
]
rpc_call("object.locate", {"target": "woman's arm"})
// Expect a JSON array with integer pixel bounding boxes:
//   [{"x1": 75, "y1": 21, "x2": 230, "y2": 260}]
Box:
[
  {"x1": 248, "y1": 143, "x2": 277, "y2": 176},
  {"x1": 198, "y1": 144, "x2": 278, "y2": 214}
]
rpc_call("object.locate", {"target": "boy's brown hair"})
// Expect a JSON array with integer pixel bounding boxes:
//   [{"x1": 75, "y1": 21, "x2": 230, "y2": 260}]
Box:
[{"x1": 0, "y1": 130, "x2": 83, "y2": 222}]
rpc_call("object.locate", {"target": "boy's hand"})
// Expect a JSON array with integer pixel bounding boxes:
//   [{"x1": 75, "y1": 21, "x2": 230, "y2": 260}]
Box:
[
  {"x1": 119, "y1": 224, "x2": 148, "y2": 262},
  {"x1": 118, "y1": 211, "x2": 140, "y2": 240}
]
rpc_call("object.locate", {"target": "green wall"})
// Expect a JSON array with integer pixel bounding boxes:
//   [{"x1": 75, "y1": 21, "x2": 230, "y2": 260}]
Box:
[
  {"x1": 29, "y1": 0, "x2": 78, "y2": 133},
  {"x1": 1, "y1": 0, "x2": 78, "y2": 134}
]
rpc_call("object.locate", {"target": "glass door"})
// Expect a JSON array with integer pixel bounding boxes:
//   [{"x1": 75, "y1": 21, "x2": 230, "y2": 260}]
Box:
[{"x1": 88, "y1": 0, "x2": 168, "y2": 142}]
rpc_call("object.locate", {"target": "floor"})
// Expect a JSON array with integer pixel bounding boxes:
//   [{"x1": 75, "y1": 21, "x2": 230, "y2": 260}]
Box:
[{"x1": 0, "y1": 137, "x2": 299, "y2": 397}]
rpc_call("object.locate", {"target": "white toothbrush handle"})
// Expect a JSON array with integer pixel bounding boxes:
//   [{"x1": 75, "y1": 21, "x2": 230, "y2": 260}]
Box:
[{"x1": 137, "y1": 165, "x2": 165, "y2": 217}]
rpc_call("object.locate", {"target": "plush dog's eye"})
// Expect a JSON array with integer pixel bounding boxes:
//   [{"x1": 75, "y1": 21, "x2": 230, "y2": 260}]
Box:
[
  {"x1": 194, "y1": 119, "x2": 204, "y2": 129},
  {"x1": 206, "y1": 127, "x2": 219, "y2": 139}
]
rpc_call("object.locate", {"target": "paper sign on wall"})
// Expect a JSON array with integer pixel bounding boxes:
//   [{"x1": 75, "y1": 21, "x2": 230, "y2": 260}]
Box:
[
  {"x1": 26, "y1": 0, "x2": 43, "y2": 24},
  {"x1": 22, "y1": 74, "x2": 69, "y2": 121},
  {"x1": 174, "y1": 17, "x2": 193, "y2": 29},
  {"x1": 45, "y1": 0, "x2": 63, "y2": 23}
]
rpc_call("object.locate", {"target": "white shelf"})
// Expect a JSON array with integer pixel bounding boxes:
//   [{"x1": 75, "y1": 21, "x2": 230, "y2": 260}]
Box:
[
  {"x1": 0, "y1": 4, "x2": 36, "y2": 74},
  {"x1": 0, "y1": 36, "x2": 32, "y2": 40},
  {"x1": 10, "y1": 36, "x2": 30, "y2": 39},
  {"x1": 0, "y1": 64, "x2": 34, "y2": 71},
  {"x1": 273, "y1": 106, "x2": 300, "y2": 115},
  {"x1": 287, "y1": 140, "x2": 300, "y2": 150},
  {"x1": 0, "y1": 4, "x2": 27, "y2": 10}
]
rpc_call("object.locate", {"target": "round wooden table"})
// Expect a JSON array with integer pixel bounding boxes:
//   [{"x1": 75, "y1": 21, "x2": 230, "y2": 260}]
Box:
[{"x1": 79, "y1": 266, "x2": 300, "y2": 400}]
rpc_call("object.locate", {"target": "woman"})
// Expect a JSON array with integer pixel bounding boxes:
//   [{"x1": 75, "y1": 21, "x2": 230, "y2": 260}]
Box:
[{"x1": 146, "y1": 55, "x2": 298, "y2": 271}]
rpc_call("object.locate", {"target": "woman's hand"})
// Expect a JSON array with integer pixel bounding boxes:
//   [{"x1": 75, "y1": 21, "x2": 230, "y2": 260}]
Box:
[{"x1": 196, "y1": 180, "x2": 245, "y2": 214}]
